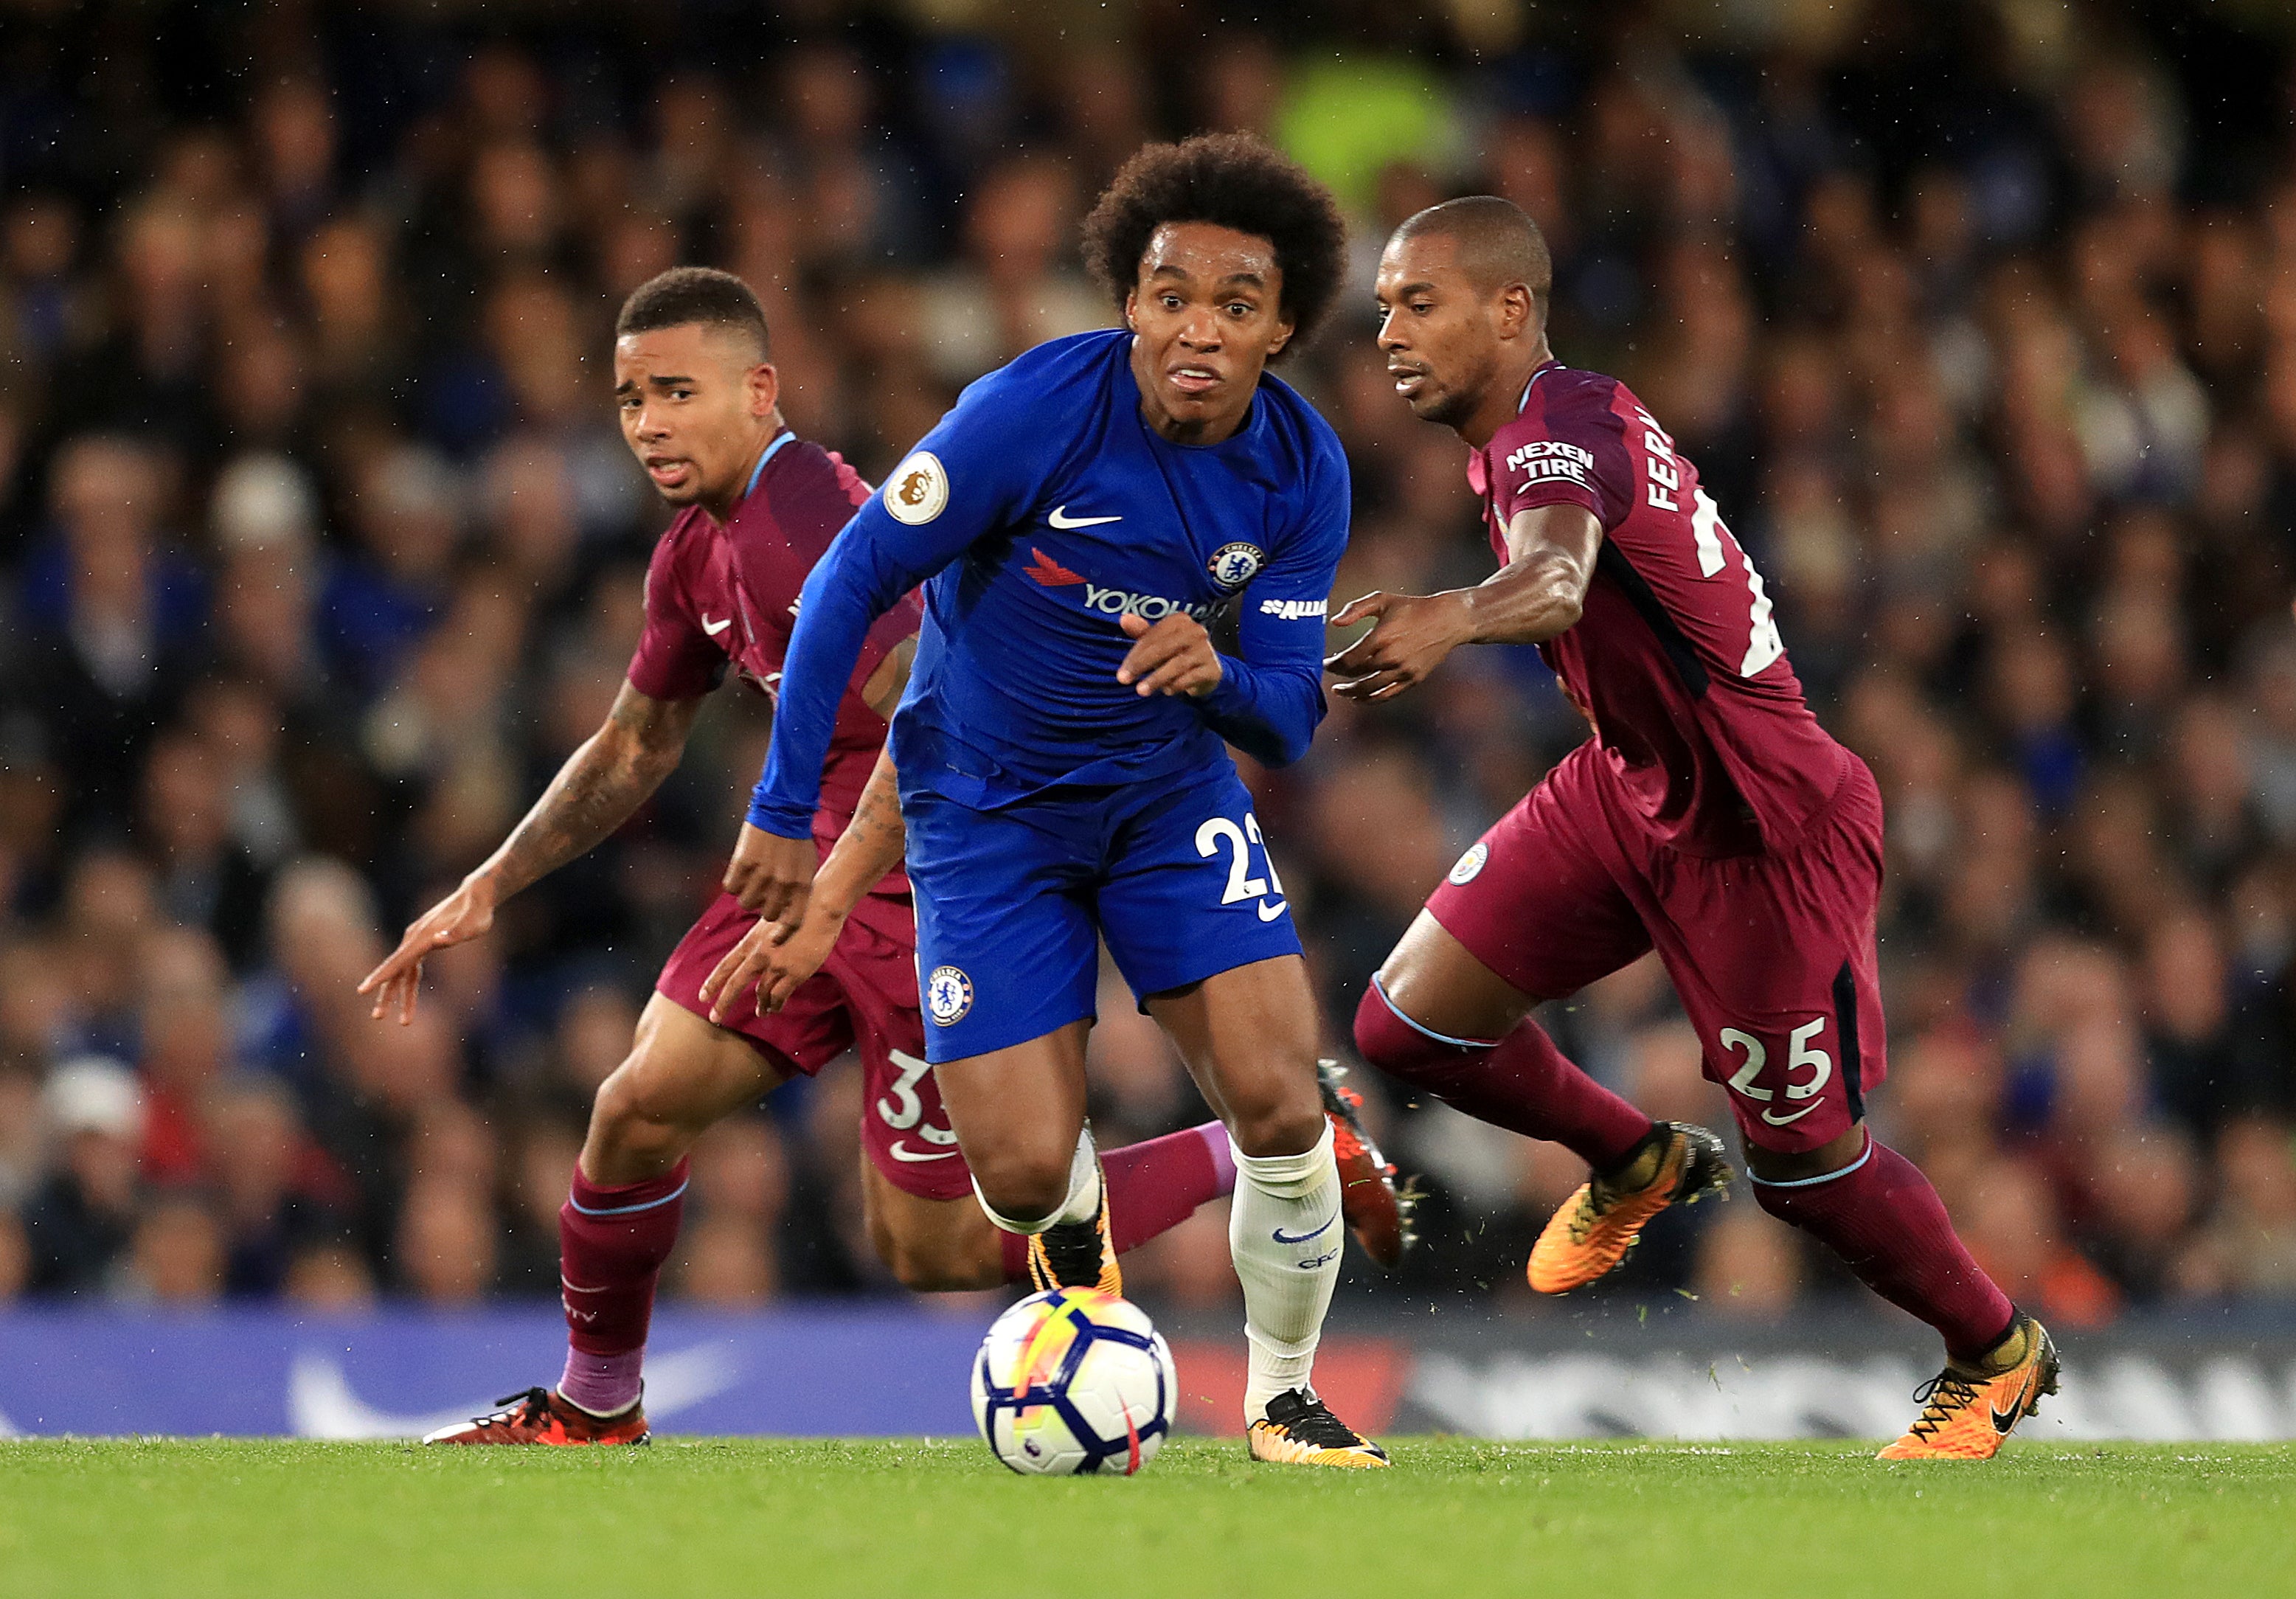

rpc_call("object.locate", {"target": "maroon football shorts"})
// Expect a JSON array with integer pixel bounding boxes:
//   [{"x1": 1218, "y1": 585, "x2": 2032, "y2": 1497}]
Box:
[
  {"x1": 1424, "y1": 741, "x2": 1886, "y2": 1155},
  {"x1": 656, "y1": 889, "x2": 973, "y2": 1201}
]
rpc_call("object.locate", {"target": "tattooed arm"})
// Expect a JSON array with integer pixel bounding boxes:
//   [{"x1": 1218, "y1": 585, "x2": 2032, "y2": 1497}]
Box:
[{"x1": 360, "y1": 681, "x2": 704, "y2": 1023}]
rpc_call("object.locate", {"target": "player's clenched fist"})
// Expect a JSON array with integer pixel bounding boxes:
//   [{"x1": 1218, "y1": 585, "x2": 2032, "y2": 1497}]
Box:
[
  {"x1": 1115, "y1": 611, "x2": 1223, "y2": 698},
  {"x1": 358, "y1": 875, "x2": 498, "y2": 1025},
  {"x1": 1325, "y1": 589, "x2": 1477, "y2": 701},
  {"x1": 724, "y1": 821, "x2": 819, "y2": 924}
]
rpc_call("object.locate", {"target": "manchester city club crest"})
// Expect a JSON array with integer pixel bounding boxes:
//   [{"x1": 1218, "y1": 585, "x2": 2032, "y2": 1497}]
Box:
[
  {"x1": 1207, "y1": 542, "x2": 1264, "y2": 590},
  {"x1": 926, "y1": 965, "x2": 973, "y2": 1025},
  {"x1": 1448, "y1": 842, "x2": 1490, "y2": 885}
]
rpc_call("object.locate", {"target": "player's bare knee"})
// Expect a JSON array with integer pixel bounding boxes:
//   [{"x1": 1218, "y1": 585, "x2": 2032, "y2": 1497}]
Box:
[
  {"x1": 867, "y1": 1214, "x2": 967, "y2": 1291},
  {"x1": 967, "y1": 1148, "x2": 1071, "y2": 1227},
  {"x1": 1745, "y1": 1123, "x2": 1868, "y2": 1204},
  {"x1": 884, "y1": 1246, "x2": 947, "y2": 1291},
  {"x1": 1224, "y1": 1078, "x2": 1325, "y2": 1161},
  {"x1": 881, "y1": 1238, "x2": 993, "y2": 1293},
  {"x1": 1351, "y1": 983, "x2": 1407, "y2": 1066},
  {"x1": 586, "y1": 1069, "x2": 692, "y2": 1176}
]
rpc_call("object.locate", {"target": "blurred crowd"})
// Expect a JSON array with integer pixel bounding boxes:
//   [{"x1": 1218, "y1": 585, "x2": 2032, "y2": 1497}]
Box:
[{"x1": 2, "y1": 0, "x2": 2295, "y2": 1330}]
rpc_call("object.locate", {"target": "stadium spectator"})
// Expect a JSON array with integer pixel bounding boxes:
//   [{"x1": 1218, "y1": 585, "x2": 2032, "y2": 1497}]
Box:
[
  {"x1": 0, "y1": 4, "x2": 2290, "y2": 1330},
  {"x1": 21, "y1": 1057, "x2": 144, "y2": 1296}
]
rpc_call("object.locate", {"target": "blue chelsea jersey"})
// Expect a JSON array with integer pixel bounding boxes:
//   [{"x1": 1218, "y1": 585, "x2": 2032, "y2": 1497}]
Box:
[{"x1": 749, "y1": 330, "x2": 1351, "y2": 832}]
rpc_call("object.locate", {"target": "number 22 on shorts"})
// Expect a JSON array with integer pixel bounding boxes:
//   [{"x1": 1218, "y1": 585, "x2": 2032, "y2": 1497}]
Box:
[
  {"x1": 1196, "y1": 814, "x2": 1288, "y2": 922},
  {"x1": 1718, "y1": 1019, "x2": 1833, "y2": 1127}
]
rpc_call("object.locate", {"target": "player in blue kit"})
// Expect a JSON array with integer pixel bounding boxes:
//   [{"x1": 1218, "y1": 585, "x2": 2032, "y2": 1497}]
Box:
[{"x1": 721, "y1": 135, "x2": 1385, "y2": 1468}]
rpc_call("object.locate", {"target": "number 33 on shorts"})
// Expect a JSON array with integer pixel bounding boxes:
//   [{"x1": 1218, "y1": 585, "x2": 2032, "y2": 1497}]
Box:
[
  {"x1": 1718, "y1": 1018, "x2": 1834, "y2": 1128},
  {"x1": 1196, "y1": 813, "x2": 1288, "y2": 922}
]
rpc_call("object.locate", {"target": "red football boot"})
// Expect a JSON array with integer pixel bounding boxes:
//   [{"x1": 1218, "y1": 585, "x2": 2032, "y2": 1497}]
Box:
[
  {"x1": 1320, "y1": 1060, "x2": 1419, "y2": 1269},
  {"x1": 422, "y1": 1387, "x2": 651, "y2": 1446}
]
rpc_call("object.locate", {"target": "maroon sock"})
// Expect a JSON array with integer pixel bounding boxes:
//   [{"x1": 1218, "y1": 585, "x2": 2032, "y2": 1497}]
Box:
[
  {"x1": 1752, "y1": 1138, "x2": 2016, "y2": 1363},
  {"x1": 996, "y1": 1123, "x2": 1238, "y2": 1283},
  {"x1": 999, "y1": 1228, "x2": 1030, "y2": 1281},
  {"x1": 1353, "y1": 977, "x2": 1651, "y2": 1170},
  {"x1": 557, "y1": 1159, "x2": 689, "y2": 1412}
]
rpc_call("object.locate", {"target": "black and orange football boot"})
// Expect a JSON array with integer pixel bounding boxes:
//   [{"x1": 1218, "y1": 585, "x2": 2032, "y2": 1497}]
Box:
[
  {"x1": 1318, "y1": 1060, "x2": 1418, "y2": 1269},
  {"x1": 1026, "y1": 1153, "x2": 1122, "y2": 1296},
  {"x1": 1527, "y1": 1121, "x2": 1731, "y2": 1293},
  {"x1": 421, "y1": 1387, "x2": 650, "y2": 1446},
  {"x1": 1247, "y1": 1389, "x2": 1390, "y2": 1468},
  {"x1": 1878, "y1": 1314, "x2": 2061, "y2": 1460}
]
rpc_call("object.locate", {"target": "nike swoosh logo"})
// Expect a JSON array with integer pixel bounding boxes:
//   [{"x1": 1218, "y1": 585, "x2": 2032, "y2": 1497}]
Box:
[
  {"x1": 889, "y1": 1140, "x2": 961, "y2": 1162},
  {"x1": 1048, "y1": 505, "x2": 1121, "y2": 529},
  {"x1": 285, "y1": 1345, "x2": 741, "y2": 1440},
  {"x1": 702, "y1": 617, "x2": 733, "y2": 635},
  {"x1": 1990, "y1": 1401, "x2": 2022, "y2": 1435},
  {"x1": 1761, "y1": 1100, "x2": 1822, "y2": 1126},
  {"x1": 1255, "y1": 899, "x2": 1289, "y2": 922},
  {"x1": 1272, "y1": 1212, "x2": 1337, "y2": 1245}
]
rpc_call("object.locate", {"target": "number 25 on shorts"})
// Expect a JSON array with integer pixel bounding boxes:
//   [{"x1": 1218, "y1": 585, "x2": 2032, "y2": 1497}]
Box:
[
  {"x1": 1196, "y1": 813, "x2": 1288, "y2": 922},
  {"x1": 1718, "y1": 1019, "x2": 1832, "y2": 1128}
]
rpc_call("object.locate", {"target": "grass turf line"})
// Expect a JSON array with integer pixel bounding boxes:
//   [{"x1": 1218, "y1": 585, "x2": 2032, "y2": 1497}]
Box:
[{"x1": 1, "y1": 1437, "x2": 2289, "y2": 1599}]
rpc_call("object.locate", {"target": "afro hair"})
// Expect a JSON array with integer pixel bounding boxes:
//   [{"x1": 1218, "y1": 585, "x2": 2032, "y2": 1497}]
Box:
[{"x1": 1081, "y1": 133, "x2": 1348, "y2": 352}]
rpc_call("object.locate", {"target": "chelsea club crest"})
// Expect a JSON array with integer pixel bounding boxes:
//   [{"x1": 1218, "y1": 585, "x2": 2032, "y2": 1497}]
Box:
[
  {"x1": 1207, "y1": 543, "x2": 1263, "y2": 590},
  {"x1": 926, "y1": 965, "x2": 974, "y2": 1025}
]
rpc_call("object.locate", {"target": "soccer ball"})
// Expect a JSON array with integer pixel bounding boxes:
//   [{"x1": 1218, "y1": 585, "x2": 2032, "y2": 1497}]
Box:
[{"x1": 970, "y1": 1287, "x2": 1176, "y2": 1475}]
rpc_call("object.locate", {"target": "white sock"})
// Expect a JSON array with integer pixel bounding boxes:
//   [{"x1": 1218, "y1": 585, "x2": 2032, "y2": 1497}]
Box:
[
  {"x1": 1229, "y1": 1120, "x2": 1342, "y2": 1424},
  {"x1": 974, "y1": 1126, "x2": 1101, "y2": 1235}
]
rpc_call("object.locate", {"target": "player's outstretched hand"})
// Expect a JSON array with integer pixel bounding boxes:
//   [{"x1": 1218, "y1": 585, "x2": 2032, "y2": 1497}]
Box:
[
  {"x1": 1325, "y1": 589, "x2": 1475, "y2": 701},
  {"x1": 358, "y1": 876, "x2": 497, "y2": 1026},
  {"x1": 1116, "y1": 611, "x2": 1222, "y2": 698},
  {"x1": 698, "y1": 903, "x2": 843, "y2": 1023},
  {"x1": 724, "y1": 821, "x2": 817, "y2": 924}
]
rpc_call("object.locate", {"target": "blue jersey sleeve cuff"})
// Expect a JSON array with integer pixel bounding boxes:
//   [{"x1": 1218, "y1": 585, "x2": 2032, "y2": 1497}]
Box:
[
  {"x1": 1199, "y1": 662, "x2": 1252, "y2": 721},
  {"x1": 1196, "y1": 653, "x2": 1317, "y2": 768},
  {"x1": 744, "y1": 786, "x2": 816, "y2": 840}
]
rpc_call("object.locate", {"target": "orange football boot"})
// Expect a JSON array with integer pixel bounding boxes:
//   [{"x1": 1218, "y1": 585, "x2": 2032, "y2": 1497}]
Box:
[
  {"x1": 422, "y1": 1387, "x2": 650, "y2": 1446},
  {"x1": 1319, "y1": 1060, "x2": 1419, "y2": 1269},
  {"x1": 1527, "y1": 1122, "x2": 1732, "y2": 1293},
  {"x1": 1878, "y1": 1315, "x2": 2060, "y2": 1460}
]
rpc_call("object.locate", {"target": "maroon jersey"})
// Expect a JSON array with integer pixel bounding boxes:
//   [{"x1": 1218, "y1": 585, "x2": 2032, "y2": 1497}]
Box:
[
  {"x1": 628, "y1": 431, "x2": 922, "y2": 874},
  {"x1": 1466, "y1": 363, "x2": 1848, "y2": 856}
]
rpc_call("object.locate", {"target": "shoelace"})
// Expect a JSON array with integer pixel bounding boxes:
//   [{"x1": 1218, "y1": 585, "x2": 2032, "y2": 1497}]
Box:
[
  {"x1": 1904, "y1": 1371, "x2": 1981, "y2": 1439},
  {"x1": 1565, "y1": 1183, "x2": 1614, "y2": 1243},
  {"x1": 1263, "y1": 1392, "x2": 1366, "y2": 1449},
  {"x1": 483, "y1": 1388, "x2": 555, "y2": 1429},
  {"x1": 1570, "y1": 1135, "x2": 1680, "y2": 1241},
  {"x1": 1038, "y1": 1216, "x2": 1104, "y2": 1285}
]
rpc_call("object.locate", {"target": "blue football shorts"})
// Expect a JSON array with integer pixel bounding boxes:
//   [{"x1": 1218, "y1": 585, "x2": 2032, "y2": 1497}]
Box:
[{"x1": 901, "y1": 761, "x2": 1305, "y2": 1063}]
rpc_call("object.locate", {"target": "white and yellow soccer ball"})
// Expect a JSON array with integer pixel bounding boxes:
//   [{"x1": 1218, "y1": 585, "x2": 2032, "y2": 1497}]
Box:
[{"x1": 970, "y1": 1287, "x2": 1176, "y2": 1475}]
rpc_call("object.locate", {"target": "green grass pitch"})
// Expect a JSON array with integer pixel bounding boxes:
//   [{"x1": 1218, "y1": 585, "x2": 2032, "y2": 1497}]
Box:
[{"x1": 2, "y1": 1437, "x2": 2289, "y2": 1598}]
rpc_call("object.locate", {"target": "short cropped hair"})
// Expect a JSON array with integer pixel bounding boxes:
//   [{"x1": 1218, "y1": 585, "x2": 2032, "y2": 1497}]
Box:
[
  {"x1": 614, "y1": 266, "x2": 770, "y2": 361},
  {"x1": 1081, "y1": 133, "x2": 1348, "y2": 350},
  {"x1": 1392, "y1": 196, "x2": 1553, "y2": 321}
]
